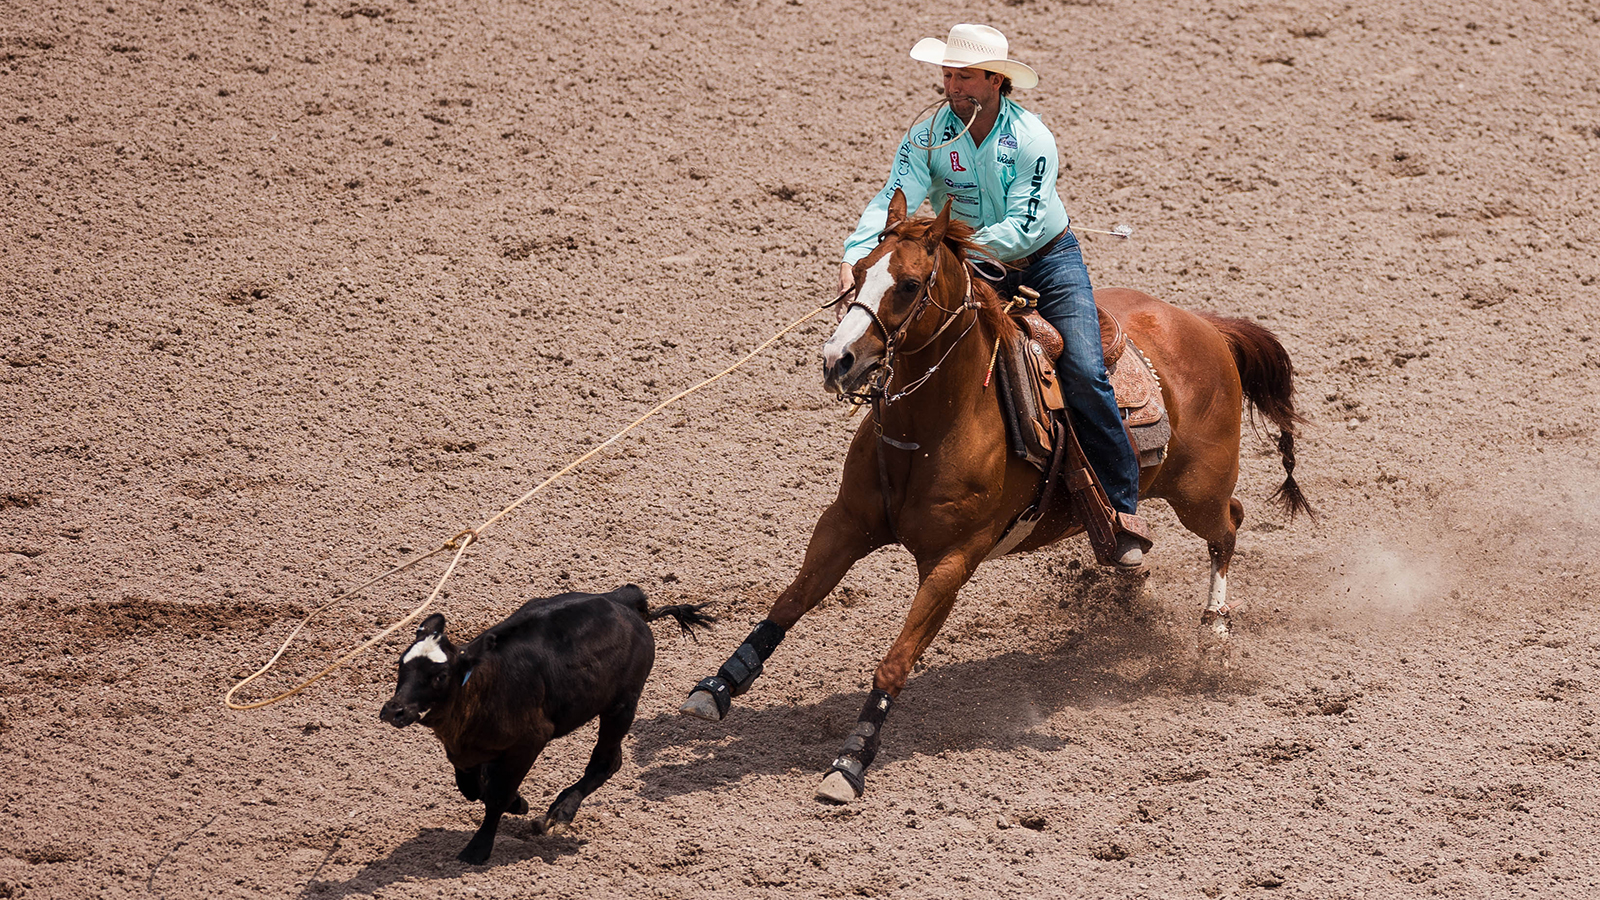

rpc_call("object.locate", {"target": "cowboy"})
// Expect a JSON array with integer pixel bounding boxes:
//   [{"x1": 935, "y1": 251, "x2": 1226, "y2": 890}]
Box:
[{"x1": 837, "y1": 23, "x2": 1150, "y2": 568}]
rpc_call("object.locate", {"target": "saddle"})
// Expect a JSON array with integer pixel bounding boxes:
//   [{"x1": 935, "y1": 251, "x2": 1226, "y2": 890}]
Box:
[
  {"x1": 993, "y1": 303, "x2": 1170, "y2": 472},
  {"x1": 987, "y1": 290, "x2": 1167, "y2": 566}
]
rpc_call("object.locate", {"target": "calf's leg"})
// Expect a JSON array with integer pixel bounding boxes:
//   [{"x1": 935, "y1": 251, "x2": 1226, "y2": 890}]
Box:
[
  {"x1": 538, "y1": 696, "x2": 638, "y2": 834},
  {"x1": 454, "y1": 765, "x2": 481, "y2": 801},
  {"x1": 458, "y1": 744, "x2": 540, "y2": 865},
  {"x1": 457, "y1": 764, "x2": 527, "y2": 813}
]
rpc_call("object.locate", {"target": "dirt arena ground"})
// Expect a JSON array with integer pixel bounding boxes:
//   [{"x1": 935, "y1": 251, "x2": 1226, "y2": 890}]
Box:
[{"x1": 4, "y1": 0, "x2": 1599, "y2": 896}]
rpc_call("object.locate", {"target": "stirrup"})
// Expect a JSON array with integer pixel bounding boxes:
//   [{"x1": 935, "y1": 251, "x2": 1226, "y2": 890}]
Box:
[{"x1": 1110, "y1": 512, "x2": 1152, "y2": 569}]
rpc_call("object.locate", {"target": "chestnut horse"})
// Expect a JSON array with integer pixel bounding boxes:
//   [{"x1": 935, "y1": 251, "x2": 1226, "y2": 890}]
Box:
[{"x1": 681, "y1": 192, "x2": 1311, "y2": 803}]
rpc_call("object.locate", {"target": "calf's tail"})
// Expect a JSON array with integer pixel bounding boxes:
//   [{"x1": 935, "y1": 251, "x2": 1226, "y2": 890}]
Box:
[
  {"x1": 610, "y1": 583, "x2": 716, "y2": 638},
  {"x1": 1199, "y1": 312, "x2": 1316, "y2": 520},
  {"x1": 644, "y1": 603, "x2": 717, "y2": 640}
]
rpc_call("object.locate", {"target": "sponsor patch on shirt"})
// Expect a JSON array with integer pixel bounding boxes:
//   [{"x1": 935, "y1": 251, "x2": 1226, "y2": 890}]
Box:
[{"x1": 998, "y1": 133, "x2": 1018, "y2": 150}]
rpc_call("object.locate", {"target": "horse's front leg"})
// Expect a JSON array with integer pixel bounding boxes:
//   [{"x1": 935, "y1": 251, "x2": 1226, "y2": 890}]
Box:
[
  {"x1": 680, "y1": 501, "x2": 884, "y2": 721},
  {"x1": 816, "y1": 547, "x2": 984, "y2": 803}
]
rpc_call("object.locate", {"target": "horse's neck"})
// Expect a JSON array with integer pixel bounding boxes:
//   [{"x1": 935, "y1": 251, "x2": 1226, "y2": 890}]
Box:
[{"x1": 881, "y1": 294, "x2": 998, "y2": 429}]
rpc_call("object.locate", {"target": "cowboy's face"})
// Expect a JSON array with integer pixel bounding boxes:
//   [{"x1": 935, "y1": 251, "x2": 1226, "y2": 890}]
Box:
[{"x1": 942, "y1": 67, "x2": 1003, "y2": 119}]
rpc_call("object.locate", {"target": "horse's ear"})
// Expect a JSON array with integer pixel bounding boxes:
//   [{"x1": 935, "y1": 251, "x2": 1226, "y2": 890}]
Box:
[
  {"x1": 885, "y1": 188, "x2": 908, "y2": 228},
  {"x1": 925, "y1": 197, "x2": 953, "y2": 251}
]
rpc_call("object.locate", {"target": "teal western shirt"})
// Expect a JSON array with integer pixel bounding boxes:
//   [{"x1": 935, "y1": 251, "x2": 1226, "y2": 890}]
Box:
[{"x1": 842, "y1": 97, "x2": 1071, "y2": 266}]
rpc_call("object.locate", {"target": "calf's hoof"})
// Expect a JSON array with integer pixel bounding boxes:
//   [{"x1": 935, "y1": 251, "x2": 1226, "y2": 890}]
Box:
[
  {"x1": 457, "y1": 841, "x2": 492, "y2": 866},
  {"x1": 815, "y1": 770, "x2": 862, "y2": 805},
  {"x1": 679, "y1": 689, "x2": 725, "y2": 721},
  {"x1": 508, "y1": 794, "x2": 529, "y2": 816},
  {"x1": 532, "y1": 816, "x2": 570, "y2": 837}
]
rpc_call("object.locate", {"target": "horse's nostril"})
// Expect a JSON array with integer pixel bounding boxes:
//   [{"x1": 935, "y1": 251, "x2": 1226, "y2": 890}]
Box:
[{"x1": 839, "y1": 351, "x2": 854, "y2": 373}]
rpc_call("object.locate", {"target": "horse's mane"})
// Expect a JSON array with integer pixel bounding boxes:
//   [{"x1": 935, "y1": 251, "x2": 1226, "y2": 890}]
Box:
[{"x1": 882, "y1": 217, "x2": 1020, "y2": 343}]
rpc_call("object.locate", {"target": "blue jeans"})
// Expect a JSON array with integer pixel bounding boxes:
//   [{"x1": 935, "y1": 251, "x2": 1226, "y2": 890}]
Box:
[{"x1": 1008, "y1": 231, "x2": 1140, "y2": 515}]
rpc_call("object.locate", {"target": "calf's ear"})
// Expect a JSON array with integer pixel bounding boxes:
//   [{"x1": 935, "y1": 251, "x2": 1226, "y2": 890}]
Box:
[
  {"x1": 417, "y1": 613, "x2": 446, "y2": 639},
  {"x1": 459, "y1": 633, "x2": 495, "y2": 669}
]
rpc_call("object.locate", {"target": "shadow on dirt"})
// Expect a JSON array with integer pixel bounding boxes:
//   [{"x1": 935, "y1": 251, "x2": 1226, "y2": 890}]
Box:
[
  {"x1": 298, "y1": 824, "x2": 581, "y2": 897},
  {"x1": 630, "y1": 588, "x2": 1258, "y2": 800}
]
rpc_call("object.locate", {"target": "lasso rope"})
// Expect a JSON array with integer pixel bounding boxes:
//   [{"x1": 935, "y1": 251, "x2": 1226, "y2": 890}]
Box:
[{"x1": 224, "y1": 299, "x2": 838, "y2": 710}]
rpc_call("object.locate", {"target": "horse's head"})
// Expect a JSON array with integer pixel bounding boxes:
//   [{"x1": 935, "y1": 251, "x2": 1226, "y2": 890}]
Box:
[{"x1": 823, "y1": 191, "x2": 965, "y2": 396}]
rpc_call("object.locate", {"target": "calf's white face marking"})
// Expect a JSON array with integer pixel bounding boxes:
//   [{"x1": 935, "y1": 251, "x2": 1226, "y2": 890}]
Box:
[
  {"x1": 823, "y1": 256, "x2": 894, "y2": 365},
  {"x1": 403, "y1": 634, "x2": 448, "y2": 664}
]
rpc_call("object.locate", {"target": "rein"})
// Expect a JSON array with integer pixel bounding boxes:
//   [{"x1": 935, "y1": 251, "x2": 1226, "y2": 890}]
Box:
[{"x1": 844, "y1": 239, "x2": 984, "y2": 542}]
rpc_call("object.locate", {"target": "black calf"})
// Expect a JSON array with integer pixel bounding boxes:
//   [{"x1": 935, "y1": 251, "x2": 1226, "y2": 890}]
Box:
[{"x1": 379, "y1": 584, "x2": 712, "y2": 864}]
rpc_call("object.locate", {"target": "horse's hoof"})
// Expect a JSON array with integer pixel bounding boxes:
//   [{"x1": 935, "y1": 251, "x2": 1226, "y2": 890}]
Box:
[
  {"x1": 815, "y1": 770, "x2": 861, "y2": 805},
  {"x1": 508, "y1": 794, "x2": 529, "y2": 816},
  {"x1": 679, "y1": 689, "x2": 724, "y2": 721},
  {"x1": 1197, "y1": 616, "x2": 1233, "y2": 669}
]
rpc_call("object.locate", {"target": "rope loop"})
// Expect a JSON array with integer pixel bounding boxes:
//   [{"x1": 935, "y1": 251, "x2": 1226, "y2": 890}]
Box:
[{"x1": 224, "y1": 298, "x2": 834, "y2": 710}]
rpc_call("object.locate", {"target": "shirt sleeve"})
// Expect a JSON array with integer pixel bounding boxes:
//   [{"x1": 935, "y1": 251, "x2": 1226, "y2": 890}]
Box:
[
  {"x1": 971, "y1": 124, "x2": 1062, "y2": 262},
  {"x1": 841, "y1": 123, "x2": 936, "y2": 265}
]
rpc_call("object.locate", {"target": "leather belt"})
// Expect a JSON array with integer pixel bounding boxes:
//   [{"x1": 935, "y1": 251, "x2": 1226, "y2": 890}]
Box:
[{"x1": 1017, "y1": 229, "x2": 1067, "y2": 269}]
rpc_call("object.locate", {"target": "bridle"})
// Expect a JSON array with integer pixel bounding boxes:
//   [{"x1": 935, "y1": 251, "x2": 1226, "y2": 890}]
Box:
[
  {"x1": 834, "y1": 238, "x2": 982, "y2": 406},
  {"x1": 829, "y1": 233, "x2": 985, "y2": 544}
]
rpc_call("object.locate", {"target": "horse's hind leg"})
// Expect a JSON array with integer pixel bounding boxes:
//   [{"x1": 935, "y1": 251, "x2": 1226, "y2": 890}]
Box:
[{"x1": 1173, "y1": 495, "x2": 1244, "y2": 666}]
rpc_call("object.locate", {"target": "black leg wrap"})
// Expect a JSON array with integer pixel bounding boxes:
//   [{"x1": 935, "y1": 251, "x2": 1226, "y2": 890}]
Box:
[
  {"x1": 690, "y1": 676, "x2": 732, "y2": 718},
  {"x1": 745, "y1": 619, "x2": 787, "y2": 657},
  {"x1": 716, "y1": 620, "x2": 787, "y2": 697},
  {"x1": 825, "y1": 689, "x2": 893, "y2": 797}
]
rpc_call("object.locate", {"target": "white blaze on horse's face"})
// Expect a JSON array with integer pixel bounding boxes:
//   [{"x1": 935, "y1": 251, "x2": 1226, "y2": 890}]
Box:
[{"x1": 822, "y1": 256, "x2": 894, "y2": 394}]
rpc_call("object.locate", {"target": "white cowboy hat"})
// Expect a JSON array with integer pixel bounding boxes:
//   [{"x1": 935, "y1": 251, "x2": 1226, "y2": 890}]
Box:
[{"x1": 910, "y1": 23, "x2": 1039, "y2": 90}]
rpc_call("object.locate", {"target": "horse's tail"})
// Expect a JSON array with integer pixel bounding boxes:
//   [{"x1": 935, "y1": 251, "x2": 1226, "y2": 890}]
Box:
[{"x1": 1200, "y1": 313, "x2": 1316, "y2": 520}]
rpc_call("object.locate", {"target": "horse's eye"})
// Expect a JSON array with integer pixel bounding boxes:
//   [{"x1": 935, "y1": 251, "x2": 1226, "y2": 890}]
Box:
[{"x1": 899, "y1": 279, "x2": 921, "y2": 294}]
